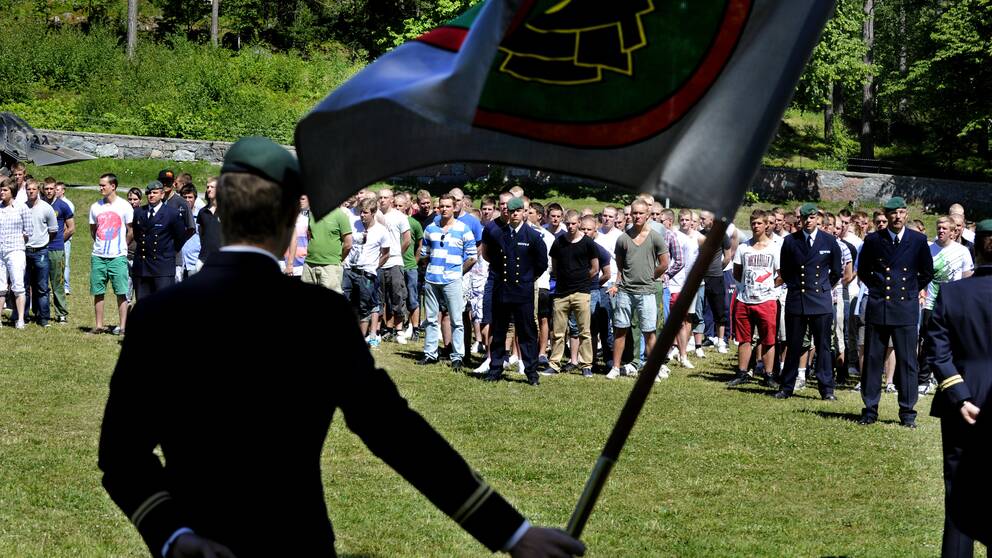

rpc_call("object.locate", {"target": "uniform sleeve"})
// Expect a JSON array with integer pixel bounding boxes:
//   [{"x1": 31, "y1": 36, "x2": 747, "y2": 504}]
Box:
[
  {"x1": 828, "y1": 239, "x2": 842, "y2": 286},
  {"x1": 532, "y1": 231, "x2": 549, "y2": 278},
  {"x1": 98, "y1": 302, "x2": 185, "y2": 556},
  {"x1": 332, "y1": 295, "x2": 525, "y2": 551},
  {"x1": 170, "y1": 210, "x2": 186, "y2": 253},
  {"x1": 916, "y1": 238, "x2": 934, "y2": 290},
  {"x1": 925, "y1": 289, "x2": 972, "y2": 407},
  {"x1": 856, "y1": 237, "x2": 873, "y2": 287}
]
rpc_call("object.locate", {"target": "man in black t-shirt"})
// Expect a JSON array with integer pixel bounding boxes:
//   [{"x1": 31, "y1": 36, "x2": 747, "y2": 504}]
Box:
[
  {"x1": 547, "y1": 210, "x2": 600, "y2": 376},
  {"x1": 698, "y1": 211, "x2": 733, "y2": 354}
]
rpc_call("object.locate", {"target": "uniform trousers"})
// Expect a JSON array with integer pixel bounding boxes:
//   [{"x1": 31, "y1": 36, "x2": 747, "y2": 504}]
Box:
[
  {"x1": 781, "y1": 312, "x2": 834, "y2": 395},
  {"x1": 490, "y1": 295, "x2": 538, "y2": 377},
  {"x1": 940, "y1": 416, "x2": 977, "y2": 558},
  {"x1": 860, "y1": 322, "x2": 918, "y2": 422},
  {"x1": 133, "y1": 275, "x2": 175, "y2": 303}
]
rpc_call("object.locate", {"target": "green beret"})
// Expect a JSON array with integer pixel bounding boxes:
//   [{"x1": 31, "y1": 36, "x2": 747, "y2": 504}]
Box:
[
  {"x1": 976, "y1": 219, "x2": 992, "y2": 234},
  {"x1": 799, "y1": 203, "x2": 818, "y2": 217},
  {"x1": 507, "y1": 197, "x2": 524, "y2": 211},
  {"x1": 221, "y1": 136, "x2": 301, "y2": 192},
  {"x1": 146, "y1": 180, "x2": 163, "y2": 192},
  {"x1": 883, "y1": 196, "x2": 907, "y2": 210}
]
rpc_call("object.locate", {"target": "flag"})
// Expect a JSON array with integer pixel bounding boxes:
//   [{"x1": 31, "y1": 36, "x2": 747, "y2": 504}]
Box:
[{"x1": 296, "y1": 0, "x2": 835, "y2": 220}]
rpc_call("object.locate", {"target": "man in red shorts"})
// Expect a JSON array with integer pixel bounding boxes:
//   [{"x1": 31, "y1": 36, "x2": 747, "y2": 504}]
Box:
[{"x1": 728, "y1": 209, "x2": 782, "y2": 387}]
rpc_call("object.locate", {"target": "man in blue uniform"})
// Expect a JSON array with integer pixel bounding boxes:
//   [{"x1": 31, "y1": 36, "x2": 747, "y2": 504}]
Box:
[
  {"x1": 776, "y1": 203, "x2": 842, "y2": 400},
  {"x1": 481, "y1": 196, "x2": 549, "y2": 385},
  {"x1": 926, "y1": 219, "x2": 992, "y2": 555},
  {"x1": 857, "y1": 197, "x2": 934, "y2": 427},
  {"x1": 98, "y1": 137, "x2": 584, "y2": 558},
  {"x1": 130, "y1": 180, "x2": 186, "y2": 301}
]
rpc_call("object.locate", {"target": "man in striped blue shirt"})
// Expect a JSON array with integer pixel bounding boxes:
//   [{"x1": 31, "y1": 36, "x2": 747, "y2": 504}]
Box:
[{"x1": 417, "y1": 194, "x2": 477, "y2": 370}]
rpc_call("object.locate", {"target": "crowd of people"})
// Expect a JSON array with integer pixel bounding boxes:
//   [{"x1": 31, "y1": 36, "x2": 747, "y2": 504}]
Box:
[{"x1": 0, "y1": 163, "x2": 984, "y2": 419}]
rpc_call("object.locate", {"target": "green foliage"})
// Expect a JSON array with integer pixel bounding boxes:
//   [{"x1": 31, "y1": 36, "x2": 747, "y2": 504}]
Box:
[
  {"x1": 382, "y1": 0, "x2": 477, "y2": 48},
  {"x1": 795, "y1": 0, "x2": 870, "y2": 111}
]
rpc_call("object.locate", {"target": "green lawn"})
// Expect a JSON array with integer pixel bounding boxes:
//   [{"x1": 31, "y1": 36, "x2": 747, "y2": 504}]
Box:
[{"x1": 0, "y1": 186, "x2": 982, "y2": 556}]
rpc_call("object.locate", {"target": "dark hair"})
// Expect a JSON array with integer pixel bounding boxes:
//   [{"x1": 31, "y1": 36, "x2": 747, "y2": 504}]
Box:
[
  {"x1": 217, "y1": 172, "x2": 298, "y2": 245},
  {"x1": 180, "y1": 184, "x2": 198, "y2": 197},
  {"x1": 546, "y1": 202, "x2": 564, "y2": 214},
  {"x1": 100, "y1": 173, "x2": 118, "y2": 187},
  {"x1": 481, "y1": 196, "x2": 496, "y2": 208},
  {"x1": 750, "y1": 209, "x2": 767, "y2": 221},
  {"x1": 127, "y1": 187, "x2": 143, "y2": 200},
  {"x1": 1, "y1": 177, "x2": 16, "y2": 197},
  {"x1": 530, "y1": 202, "x2": 545, "y2": 216}
]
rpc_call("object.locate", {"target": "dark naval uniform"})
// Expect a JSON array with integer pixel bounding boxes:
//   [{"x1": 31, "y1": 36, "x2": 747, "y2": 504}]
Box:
[
  {"x1": 99, "y1": 251, "x2": 526, "y2": 557},
  {"x1": 926, "y1": 263, "x2": 992, "y2": 555},
  {"x1": 481, "y1": 220, "x2": 548, "y2": 384},
  {"x1": 131, "y1": 202, "x2": 185, "y2": 300},
  {"x1": 778, "y1": 228, "x2": 843, "y2": 397},
  {"x1": 857, "y1": 227, "x2": 933, "y2": 425}
]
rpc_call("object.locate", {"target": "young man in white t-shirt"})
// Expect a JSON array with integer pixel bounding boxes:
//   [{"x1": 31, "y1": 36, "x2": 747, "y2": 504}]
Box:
[
  {"x1": 345, "y1": 198, "x2": 389, "y2": 343},
  {"x1": 728, "y1": 209, "x2": 782, "y2": 387},
  {"x1": 918, "y1": 216, "x2": 975, "y2": 393},
  {"x1": 88, "y1": 173, "x2": 133, "y2": 335},
  {"x1": 375, "y1": 189, "x2": 411, "y2": 340}
]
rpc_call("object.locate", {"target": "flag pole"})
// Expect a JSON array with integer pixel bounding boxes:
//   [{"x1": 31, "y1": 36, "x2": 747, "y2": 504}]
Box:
[{"x1": 566, "y1": 218, "x2": 730, "y2": 538}]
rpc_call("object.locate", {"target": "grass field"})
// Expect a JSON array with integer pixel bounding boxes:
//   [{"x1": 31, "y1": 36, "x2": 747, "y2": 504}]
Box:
[{"x1": 1, "y1": 187, "x2": 978, "y2": 557}]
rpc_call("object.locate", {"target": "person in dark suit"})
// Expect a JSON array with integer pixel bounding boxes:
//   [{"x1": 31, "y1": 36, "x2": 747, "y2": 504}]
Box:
[
  {"x1": 926, "y1": 219, "x2": 992, "y2": 556},
  {"x1": 857, "y1": 197, "x2": 934, "y2": 427},
  {"x1": 98, "y1": 137, "x2": 584, "y2": 558},
  {"x1": 480, "y1": 196, "x2": 549, "y2": 385},
  {"x1": 776, "y1": 203, "x2": 842, "y2": 400},
  {"x1": 130, "y1": 180, "x2": 186, "y2": 301}
]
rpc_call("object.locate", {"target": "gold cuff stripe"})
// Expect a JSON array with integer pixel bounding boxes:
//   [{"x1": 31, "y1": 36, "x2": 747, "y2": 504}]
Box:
[
  {"x1": 453, "y1": 482, "x2": 494, "y2": 524},
  {"x1": 131, "y1": 491, "x2": 171, "y2": 528},
  {"x1": 940, "y1": 376, "x2": 964, "y2": 390}
]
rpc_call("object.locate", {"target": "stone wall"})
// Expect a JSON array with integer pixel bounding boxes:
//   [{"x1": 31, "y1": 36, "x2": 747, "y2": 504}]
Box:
[
  {"x1": 38, "y1": 129, "x2": 295, "y2": 164},
  {"x1": 40, "y1": 128, "x2": 992, "y2": 216}
]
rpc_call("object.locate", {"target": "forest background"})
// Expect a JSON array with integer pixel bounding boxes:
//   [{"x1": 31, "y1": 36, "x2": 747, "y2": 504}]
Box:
[{"x1": 1, "y1": 0, "x2": 989, "y2": 181}]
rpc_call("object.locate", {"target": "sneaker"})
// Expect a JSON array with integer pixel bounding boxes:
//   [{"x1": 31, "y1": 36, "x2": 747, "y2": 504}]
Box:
[
  {"x1": 562, "y1": 362, "x2": 578, "y2": 373},
  {"x1": 795, "y1": 376, "x2": 806, "y2": 390},
  {"x1": 367, "y1": 336, "x2": 381, "y2": 349},
  {"x1": 416, "y1": 356, "x2": 439, "y2": 366},
  {"x1": 606, "y1": 367, "x2": 622, "y2": 380},
  {"x1": 623, "y1": 363, "x2": 638, "y2": 376},
  {"x1": 473, "y1": 358, "x2": 491, "y2": 374},
  {"x1": 853, "y1": 382, "x2": 862, "y2": 392},
  {"x1": 678, "y1": 356, "x2": 694, "y2": 369},
  {"x1": 581, "y1": 367, "x2": 593, "y2": 378},
  {"x1": 56, "y1": 316, "x2": 67, "y2": 323},
  {"x1": 760, "y1": 374, "x2": 780, "y2": 390},
  {"x1": 717, "y1": 341, "x2": 728, "y2": 354},
  {"x1": 885, "y1": 383, "x2": 897, "y2": 393},
  {"x1": 847, "y1": 366, "x2": 859, "y2": 379},
  {"x1": 112, "y1": 326, "x2": 122, "y2": 335},
  {"x1": 686, "y1": 339, "x2": 696, "y2": 351},
  {"x1": 694, "y1": 348, "x2": 706, "y2": 359},
  {"x1": 667, "y1": 346, "x2": 679, "y2": 360},
  {"x1": 516, "y1": 360, "x2": 526, "y2": 376},
  {"x1": 508, "y1": 354, "x2": 519, "y2": 366},
  {"x1": 727, "y1": 374, "x2": 751, "y2": 387},
  {"x1": 15, "y1": 320, "x2": 26, "y2": 329},
  {"x1": 450, "y1": 359, "x2": 463, "y2": 372},
  {"x1": 656, "y1": 365, "x2": 670, "y2": 382},
  {"x1": 401, "y1": 323, "x2": 414, "y2": 339},
  {"x1": 707, "y1": 336, "x2": 720, "y2": 347},
  {"x1": 473, "y1": 342, "x2": 486, "y2": 355},
  {"x1": 395, "y1": 332, "x2": 409, "y2": 345},
  {"x1": 539, "y1": 366, "x2": 558, "y2": 376}
]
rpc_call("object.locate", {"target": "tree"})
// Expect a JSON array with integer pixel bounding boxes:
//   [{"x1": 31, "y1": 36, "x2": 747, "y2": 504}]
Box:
[
  {"x1": 860, "y1": 0, "x2": 875, "y2": 159},
  {"x1": 127, "y1": 0, "x2": 138, "y2": 58}
]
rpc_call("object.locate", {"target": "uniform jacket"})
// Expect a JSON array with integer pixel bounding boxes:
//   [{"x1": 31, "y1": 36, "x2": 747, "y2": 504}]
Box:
[
  {"x1": 779, "y1": 229, "x2": 842, "y2": 315},
  {"x1": 926, "y1": 265, "x2": 992, "y2": 418},
  {"x1": 131, "y1": 203, "x2": 186, "y2": 277},
  {"x1": 98, "y1": 251, "x2": 524, "y2": 557},
  {"x1": 483, "y1": 221, "x2": 549, "y2": 303},
  {"x1": 857, "y1": 228, "x2": 933, "y2": 326}
]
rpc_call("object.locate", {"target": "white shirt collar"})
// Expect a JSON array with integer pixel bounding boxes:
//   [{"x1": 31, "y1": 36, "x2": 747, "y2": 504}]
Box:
[
  {"x1": 889, "y1": 228, "x2": 905, "y2": 242},
  {"x1": 510, "y1": 222, "x2": 525, "y2": 234},
  {"x1": 804, "y1": 229, "x2": 818, "y2": 242},
  {"x1": 220, "y1": 245, "x2": 281, "y2": 268}
]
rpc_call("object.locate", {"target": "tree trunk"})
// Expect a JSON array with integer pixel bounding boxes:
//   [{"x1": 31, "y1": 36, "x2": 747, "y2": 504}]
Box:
[
  {"x1": 824, "y1": 82, "x2": 834, "y2": 141},
  {"x1": 897, "y1": 0, "x2": 908, "y2": 114},
  {"x1": 860, "y1": 0, "x2": 875, "y2": 159},
  {"x1": 126, "y1": 0, "x2": 138, "y2": 59},
  {"x1": 211, "y1": 0, "x2": 220, "y2": 47}
]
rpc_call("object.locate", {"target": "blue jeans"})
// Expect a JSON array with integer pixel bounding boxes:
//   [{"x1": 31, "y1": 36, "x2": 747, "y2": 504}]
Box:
[
  {"x1": 423, "y1": 281, "x2": 465, "y2": 360},
  {"x1": 405, "y1": 268, "x2": 419, "y2": 312},
  {"x1": 343, "y1": 268, "x2": 376, "y2": 322},
  {"x1": 26, "y1": 247, "x2": 51, "y2": 325},
  {"x1": 590, "y1": 287, "x2": 614, "y2": 357}
]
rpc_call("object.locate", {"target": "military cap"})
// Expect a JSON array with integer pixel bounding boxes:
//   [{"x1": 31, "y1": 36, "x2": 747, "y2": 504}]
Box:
[
  {"x1": 145, "y1": 180, "x2": 163, "y2": 192},
  {"x1": 507, "y1": 197, "x2": 524, "y2": 211},
  {"x1": 799, "y1": 203, "x2": 818, "y2": 217},
  {"x1": 976, "y1": 219, "x2": 992, "y2": 234},
  {"x1": 157, "y1": 169, "x2": 175, "y2": 185},
  {"x1": 221, "y1": 136, "x2": 300, "y2": 192},
  {"x1": 883, "y1": 196, "x2": 907, "y2": 210}
]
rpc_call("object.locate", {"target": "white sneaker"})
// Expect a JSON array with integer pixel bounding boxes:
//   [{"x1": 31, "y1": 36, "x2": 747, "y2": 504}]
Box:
[
  {"x1": 623, "y1": 363, "x2": 638, "y2": 376},
  {"x1": 401, "y1": 323, "x2": 413, "y2": 338},
  {"x1": 606, "y1": 367, "x2": 621, "y2": 379},
  {"x1": 885, "y1": 383, "x2": 897, "y2": 393},
  {"x1": 15, "y1": 320, "x2": 26, "y2": 330},
  {"x1": 686, "y1": 339, "x2": 696, "y2": 351},
  {"x1": 667, "y1": 346, "x2": 679, "y2": 360},
  {"x1": 717, "y1": 341, "x2": 728, "y2": 354},
  {"x1": 708, "y1": 336, "x2": 720, "y2": 347},
  {"x1": 508, "y1": 355, "x2": 519, "y2": 366},
  {"x1": 679, "y1": 356, "x2": 694, "y2": 369},
  {"x1": 656, "y1": 365, "x2": 671, "y2": 382},
  {"x1": 516, "y1": 360, "x2": 525, "y2": 376},
  {"x1": 395, "y1": 332, "x2": 408, "y2": 345},
  {"x1": 795, "y1": 376, "x2": 806, "y2": 390},
  {"x1": 473, "y1": 358, "x2": 491, "y2": 374},
  {"x1": 694, "y1": 348, "x2": 705, "y2": 358}
]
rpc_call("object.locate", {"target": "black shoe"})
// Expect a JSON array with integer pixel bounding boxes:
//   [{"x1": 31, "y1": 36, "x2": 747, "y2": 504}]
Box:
[
  {"x1": 416, "y1": 356, "x2": 439, "y2": 366},
  {"x1": 822, "y1": 394, "x2": 837, "y2": 401},
  {"x1": 526, "y1": 375, "x2": 540, "y2": 386},
  {"x1": 483, "y1": 371, "x2": 502, "y2": 382},
  {"x1": 450, "y1": 359, "x2": 463, "y2": 371},
  {"x1": 758, "y1": 374, "x2": 779, "y2": 390},
  {"x1": 562, "y1": 362, "x2": 578, "y2": 373},
  {"x1": 773, "y1": 391, "x2": 791, "y2": 399},
  {"x1": 857, "y1": 415, "x2": 877, "y2": 426},
  {"x1": 727, "y1": 374, "x2": 751, "y2": 387},
  {"x1": 900, "y1": 420, "x2": 917, "y2": 429}
]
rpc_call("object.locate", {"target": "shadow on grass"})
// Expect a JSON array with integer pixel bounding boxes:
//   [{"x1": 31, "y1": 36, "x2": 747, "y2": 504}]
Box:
[
  {"x1": 800, "y1": 409, "x2": 902, "y2": 426},
  {"x1": 691, "y1": 370, "x2": 738, "y2": 383},
  {"x1": 340, "y1": 554, "x2": 380, "y2": 558}
]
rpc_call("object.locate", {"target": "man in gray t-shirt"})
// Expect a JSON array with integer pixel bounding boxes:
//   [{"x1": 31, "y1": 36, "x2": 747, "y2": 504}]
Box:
[
  {"x1": 607, "y1": 200, "x2": 669, "y2": 380},
  {"x1": 23, "y1": 179, "x2": 58, "y2": 326}
]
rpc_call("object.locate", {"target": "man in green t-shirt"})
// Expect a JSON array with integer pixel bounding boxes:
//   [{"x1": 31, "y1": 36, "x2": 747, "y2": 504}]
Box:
[
  {"x1": 395, "y1": 192, "x2": 424, "y2": 343},
  {"x1": 302, "y1": 206, "x2": 352, "y2": 293}
]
